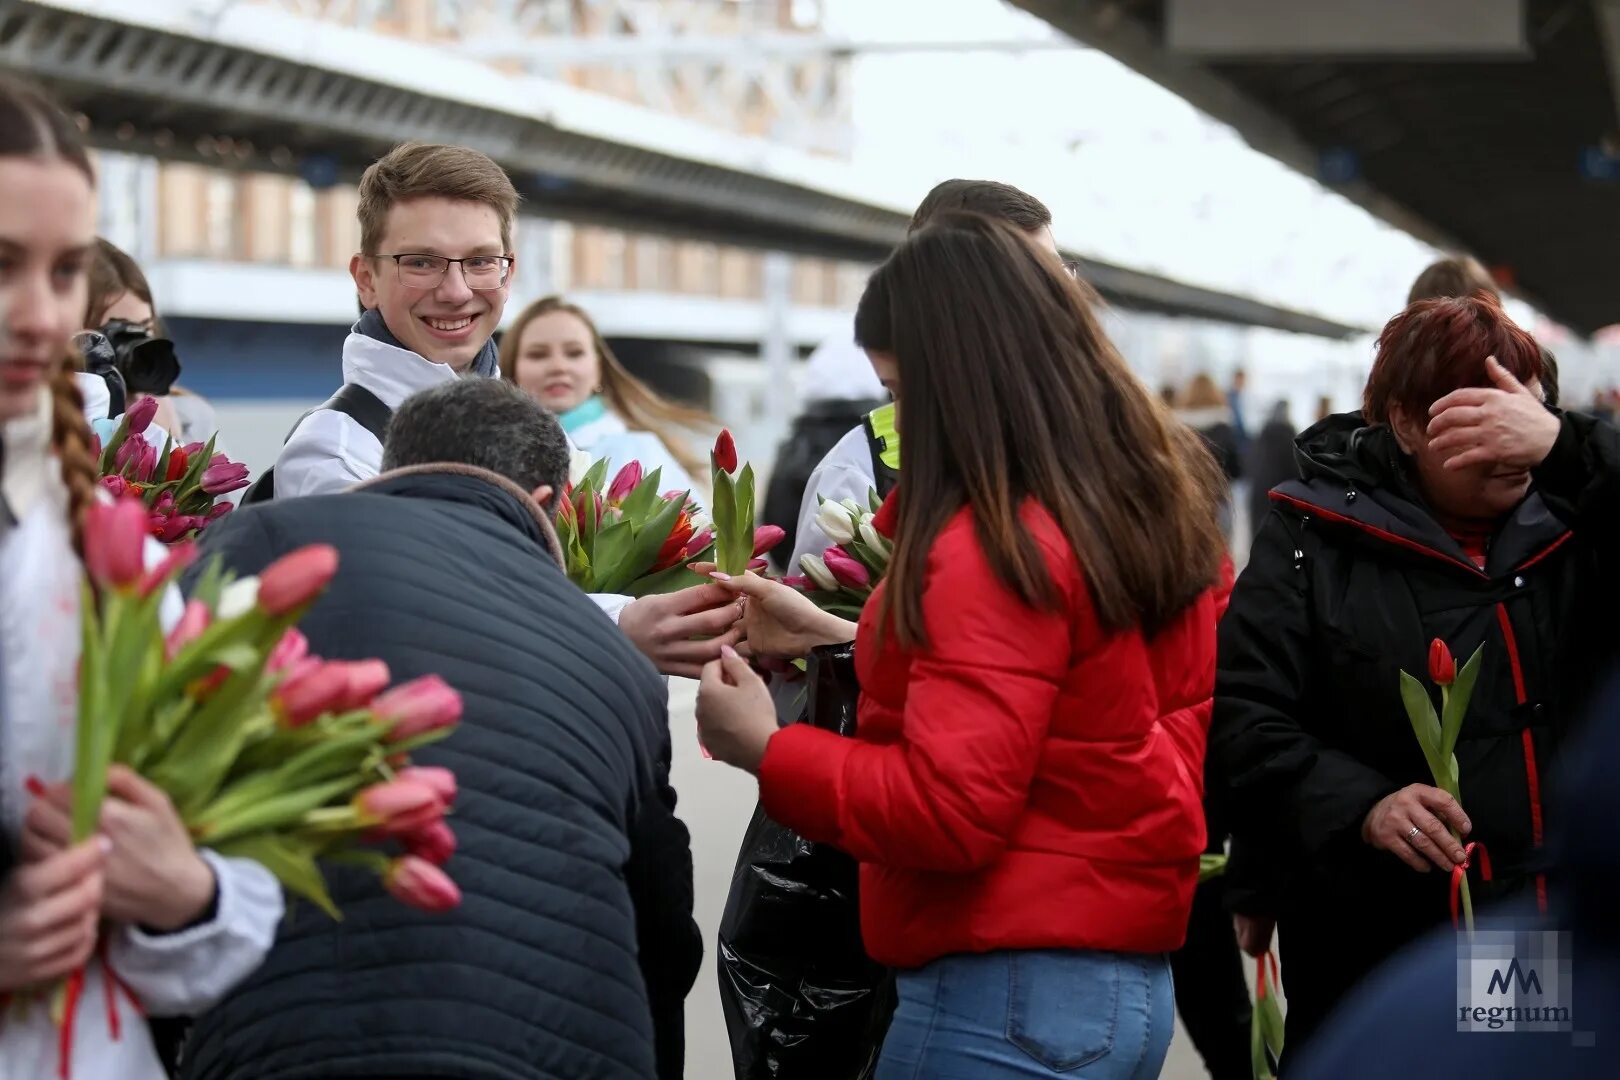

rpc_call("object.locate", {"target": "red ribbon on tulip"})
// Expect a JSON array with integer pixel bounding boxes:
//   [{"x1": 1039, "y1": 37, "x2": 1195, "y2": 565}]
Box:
[{"x1": 1450, "y1": 840, "x2": 1493, "y2": 928}]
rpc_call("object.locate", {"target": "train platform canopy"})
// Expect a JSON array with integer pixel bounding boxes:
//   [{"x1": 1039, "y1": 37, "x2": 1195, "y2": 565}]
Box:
[{"x1": 1009, "y1": 0, "x2": 1620, "y2": 337}]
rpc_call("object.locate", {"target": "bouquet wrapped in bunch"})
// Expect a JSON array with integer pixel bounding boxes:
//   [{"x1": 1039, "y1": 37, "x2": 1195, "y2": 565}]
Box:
[
  {"x1": 90, "y1": 395, "x2": 250, "y2": 543},
  {"x1": 790, "y1": 491, "x2": 891, "y2": 619},
  {"x1": 559, "y1": 430, "x2": 784, "y2": 595}
]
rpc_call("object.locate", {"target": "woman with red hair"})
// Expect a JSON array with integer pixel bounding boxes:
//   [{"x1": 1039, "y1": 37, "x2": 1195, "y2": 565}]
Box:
[{"x1": 1211, "y1": 291, "x2": 1620, "y2": 1064}]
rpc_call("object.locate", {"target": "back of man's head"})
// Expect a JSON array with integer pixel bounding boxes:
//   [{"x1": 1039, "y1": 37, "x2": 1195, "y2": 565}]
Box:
[
  {"x1": 357, "y1": 142, "x2": 520, "y2": 254},
  {"x1": 383, "y1": 379, "x2": 570, "y2": 505},
  {"x1": 909, "y1": 179, "x2": 1052, "y2": 235},
  {"x1": 1407, "y1": 255, "x2": 1500, "y2": 305}
]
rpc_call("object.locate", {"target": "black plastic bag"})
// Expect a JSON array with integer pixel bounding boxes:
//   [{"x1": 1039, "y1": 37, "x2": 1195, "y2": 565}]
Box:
[{"x1": 718, "y1": 643, "x2": 895, "y2": 1079}]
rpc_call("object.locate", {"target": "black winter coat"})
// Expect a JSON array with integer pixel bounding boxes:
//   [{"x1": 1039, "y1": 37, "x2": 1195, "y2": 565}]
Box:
[
  {"x1": 1211, "y1": 411, "x2": 1620, "y2": 1061},
  {"x1": 179, "y1": 469, "x2": 701, "y2": 1080}
]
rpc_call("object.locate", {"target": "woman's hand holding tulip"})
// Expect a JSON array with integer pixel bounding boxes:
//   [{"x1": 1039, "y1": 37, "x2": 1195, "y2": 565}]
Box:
[
  {"x1": 0, "y1": 838, "x2": 106, "y2": 991},
  {"x1": 705, "y1": 570, "x2": 858, "y2": 659},
  {"x1": 1427, "y1": 356, "x2": 1560, "y2": 471},
  {"x1": 24, "y1": 766, "x2": 216, "y2": 933},
  {"x1": 696, "y1": 647, "x2": 779, "y2": 774},
  {"x1": 1361, "y1": 783, "x2": 1472, "y2": 873}
]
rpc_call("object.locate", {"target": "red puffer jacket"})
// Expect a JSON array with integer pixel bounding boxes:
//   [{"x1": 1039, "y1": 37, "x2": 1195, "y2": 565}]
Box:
[{"x1": 759, "y1": 499, "x2": 1221, "y2": 968}]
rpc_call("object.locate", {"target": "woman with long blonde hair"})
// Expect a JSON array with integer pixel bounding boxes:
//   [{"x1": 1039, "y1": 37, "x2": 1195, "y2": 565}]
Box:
[{"x1": 500, "y1": 296, "x2": 713, "y2": 492}]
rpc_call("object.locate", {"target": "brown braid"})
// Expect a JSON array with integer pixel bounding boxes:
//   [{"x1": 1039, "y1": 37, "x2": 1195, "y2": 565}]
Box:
[{"x1": 47, "y1": 359, "x2": 97, "y2": 559}]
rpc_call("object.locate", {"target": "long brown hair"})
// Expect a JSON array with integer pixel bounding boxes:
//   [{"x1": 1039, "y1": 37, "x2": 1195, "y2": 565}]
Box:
[
  {"x1": 854, "y1": 212, "x2": 1227, "y2": 646},
  {"x1": 0, "y1": 76, "x2": 97, "y2": 556},
  {"x1": 499, "y1": 295, "x2": 715, "y2": 476}
]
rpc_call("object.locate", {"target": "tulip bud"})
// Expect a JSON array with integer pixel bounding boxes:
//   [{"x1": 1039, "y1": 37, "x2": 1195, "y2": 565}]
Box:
[
  {"x1": 124, "y1": 395, "x2": 159, "y2": 436},
  {"x1": 823, "y1": 547, "x2": 870, "y2": 590},
  {"x1": 814, "y1": 501, "x2": 857, "y2": 546},
  {"x1": 114, "y1": 433, "x2": 144, "y2": 476},
  {"x1": 1429, "y1": 639, "x2": 1456, "y2": 687},
  {"x1": 181, "y1": 441, "x2": 206, "y2": 457},
  {"x1": 752, "y1": 525, "x2": 786, "y2": 557},
  {"x1": 83, "y1": 496, "x2": 151, "y2": 590},
  {"x1": 257, "y1": 544, "x2": 339, "y2": 616},
  {"x1": 384, "y1": 855, "x2": 461, "y2": 912},
  {"x1": 373, "y1": 675, "x2": 463, "y2": 742},
  {"x1": 272, "y1": 661, "x2": 353, "y2": 728},
  {"x1": 397, "y1": 766, "x2": 457, "y2": 807},
  {"x1": 99, "y1": 475, "x2": 128, "y2": 499},
  {"x1": 800, "y1": 553, "x2": 839, "y2": 592},
  {"x1": 354, "y1": 779, "x2": 444, "y2": 835},
  {"x1": 200, "y1": 460, "x2": 251, "y2": 496},
  {"x1": 207, "y1": 501, "x2": 234, "y2": 522},
  {"x1": 136, "y1": 439, "x2": 159, "y2": 483},
  {"x1": 337, "y1": 659, "x2": 392, "y2": 711},
  {"x1": 266, "y1": 628, "x2": 310, "y2": 674},
  {"x1": 781, "y1": 575, "x2": 813, "y2": 591},
  {"x1": 858, "y1": 521, "x2": 891, "y2": 567},
  {"x1": 606, "y1": 461, "x2": 643, "y2": 504},
  {"x1": 713, "y1": 429, "x2": 738, "y2": 474},
  {"x1": 404, "y1": 820, "x2": 457, "y2": 866},
  {"x1": 747, "y1": 558, "x2": 768, "y2": 572},
  {"x1": 684, "y1": 528, "x2": 715, "y2": 555},
  {"x1": 216, "y1": 576, "x2": 261, "y2": 620},
  {"x1": 165, "y1": 600, "x2": 211, "y2": 660},
  {"x1": 165, "y1": 448, "x2": 190, "y2": 484}
]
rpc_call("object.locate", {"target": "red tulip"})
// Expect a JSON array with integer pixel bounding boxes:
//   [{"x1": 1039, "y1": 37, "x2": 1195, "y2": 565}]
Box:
[
  {"x1": 651, "y1": 513, "x2": 696, "y2": 573},
  {"x1": 266, "y1": 629, "x2": 310, "y2": 674},
  {"x1": 713, "y1": 429, "x2": 738, "y2": 474},
  {"x1": 83, "y1": 496, "x2": 150, "y2": 590},
  {"x1": 384, "y1": 855, "x2": 461, "y2": 912},
  {"x1": 256, "y1": 544, "x2": 339, "y2": 616},
  {"x1": 337, "y1": 659, "x2": 392, "y2": 711},
  {"x1": 781, "y1": 575, "x2": 813, "y2": 591},
  {"x1": 372, "y1": 675, "x2": 463, "y2": 742},
  {"x1": 165, "y1": 448, "x2": 190, "y2": 483},
  {"x1": 154, "y1": 490, "x2": 176, "y2": 514},
  {"x1": 181, "y1": 441, "x2": 206, "y2": 456},
  {"x1": 124, "y1": 395, "x2": 159, "y2": 436},
  {"x1": 404, "y1": 820, "x2": 457, "y2": 866},
  {"x1": 354, "y1": 779, "x2": 444, "y2": 834},
  {"x1": 397, "y1": 766, "x2": 457, "y2": 807},
  {"x1": 114, "y1": 433, "x2": 144, "y2": 476},
  {"x1": 201, "y1": 460, "x2": 251, "y2": 496},
  {"x1": 151, "y1": 511, "x2": 202, "y2": 544},
  {"x1": 271, "y1": 661, "x2": 354, "y2": 727},
  {"x1": 823, "y1": 547, "x2": 870, "y2": 589},
  {"x1": 165, "y1": 600, "x2": 211, "y2": 660},
  {"x1": 606, "y1": 461, "x2": 643, "y2": 504},
  {"x1": 207, "y1": 501, "x2": 233, "y2": 522},
  {"x1": 682, "y1": 528, "x2": 714, "y2": 557},
  {"x1": 752, "y1": 525, "x2": 786, "y2": 557},
  {"x1": 138, "y1": 540, "x2": 197, "y2": 597},
  {"x1": 1429, "y1": 639, "x2": 1456, "y2": 687}
]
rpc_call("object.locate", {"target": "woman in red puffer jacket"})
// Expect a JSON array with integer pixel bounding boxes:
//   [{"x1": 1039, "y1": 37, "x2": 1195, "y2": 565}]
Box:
[{"x1": 697, "y1": 210, "x2": 1229, "y2": 1079}]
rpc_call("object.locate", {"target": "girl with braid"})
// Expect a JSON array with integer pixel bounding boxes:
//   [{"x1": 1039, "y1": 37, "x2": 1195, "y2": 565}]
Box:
[{"x1": 0, "y1": 77, "x2": 281, "y2": 1077}]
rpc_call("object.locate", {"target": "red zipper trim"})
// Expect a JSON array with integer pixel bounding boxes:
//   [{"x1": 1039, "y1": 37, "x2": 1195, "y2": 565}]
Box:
[
  {"x1": 1495, "y1": 601, "x2": 1549, "y2": 914},
  {"x1": 1269, "y1": 492, "x2": 1485, "y2": 578},
  {"x1": 1516, "y1": 530, "x2": 1573, "y2": 571}
]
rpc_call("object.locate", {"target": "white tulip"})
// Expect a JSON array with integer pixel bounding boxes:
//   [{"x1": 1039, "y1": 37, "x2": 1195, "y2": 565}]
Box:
[
  {"x1": 568, "y1": 450, "x2": 594, "y2": 488},
  {"x1": 800, "y1": 553, "x2": 840, "y2": 592},
  {"x1": 815, "y1": 501, "x2": 857, "y2": 545},
  {"x1": 858, "y1": 521, "x2": 891, "y2": 566},
  {"x1": 217, "y1": 576, "x2": 261, "y2": 620}
]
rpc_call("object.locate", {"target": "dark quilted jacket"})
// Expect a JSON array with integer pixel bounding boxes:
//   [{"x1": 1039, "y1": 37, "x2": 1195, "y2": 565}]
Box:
[{"x1": 179, "y1": 469, "x2": 699, "y2": 1080}]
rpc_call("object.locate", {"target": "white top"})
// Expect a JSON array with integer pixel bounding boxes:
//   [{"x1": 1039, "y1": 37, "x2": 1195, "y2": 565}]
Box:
[
  {"x1": 786, "y1": 423, "x2": 877, "y2": 576},
  {"x1": 1, "y1": 390, "x2": 283, "y2": 1080}
]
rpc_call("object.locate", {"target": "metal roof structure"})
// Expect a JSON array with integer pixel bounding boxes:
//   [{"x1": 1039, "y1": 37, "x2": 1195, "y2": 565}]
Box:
[
  {"x1": 0, "y1": 0, "x2": 1360, "y2": 338},
  {"x1": 1008, "y1": 0, "x2": 1620, "y2": 336}
]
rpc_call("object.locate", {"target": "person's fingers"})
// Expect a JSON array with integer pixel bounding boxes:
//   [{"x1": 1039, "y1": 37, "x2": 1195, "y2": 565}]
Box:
[
  {"x1": 1425, "y1": 405, "x2": 1487, "y2": 439},
  {"x1": 21, "y1": 911, "x2": 100, "y2": 981},
  {"x1": 10, "y1": 864, "x2": 104, "y2": 939},
  {"x1": 1407, "y1": 810, "x2": 1464, "y2": 870},
  {"x1": 709, "y1": 571, "x2": 781, "y2": 602},
  {"x1": 1486, "y1": 355, "x2": 1534, "y2": 396},
  {"x1": 24, "y1": 797, "x2": 72, "y2": 849},
  {"x1": 1440, "y1": 446, "x2": 1496, "y2": 471},
  {"x1": 658, "y1": 632, "x2": 743, "y2": 669},
  {"x1": 669, "y1": 582, "x2": 738, "y2": 616},
  {"x1": 1416, "y1": 786, "x2": 1472, "y2": 835},
  {"x1": 11, "y1": 838, "x2": 107, "y2": 901},
  {"x1": 696, "y1": 657, "x2": 729, "y2": 697},
  {"x1": 685, "y1": 561, "x2": 717, "y2": 576},
  {"x1": 674, "y1": 603, "x2": 749, "y2": 639},
  {"x1": 1386, "y1": 829, "x2": 1433, "y2": 873},
  {"x1": 719, "y1": 644, "x2": 762, "y2": 688},
  {"x1": 1428, "y1": 387, "x2": 1499, "y2": 416},
  {"x1": 105, "y1": 764, "x2": 170, "y2": 811}
]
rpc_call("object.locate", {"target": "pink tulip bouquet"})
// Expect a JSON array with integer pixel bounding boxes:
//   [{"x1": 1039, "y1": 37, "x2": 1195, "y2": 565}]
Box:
[
  {"x1": 90, "y1": 395, "x2": 250, "y2": 543},
  {"x1": 557, "y1": 445, "x2": 784, "y2": 595},
  {"x1": 790, "y1": 490, "x2": 891, "y2": 620},
  {"x1": 75, "y1": 497, "x2": 465, "y2": 920}
]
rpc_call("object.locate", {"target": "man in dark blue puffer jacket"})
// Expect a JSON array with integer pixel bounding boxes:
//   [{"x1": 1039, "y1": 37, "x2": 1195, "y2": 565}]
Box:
[{"x1": 179, "y1": 378, "x2": 701, "y2": 1080}]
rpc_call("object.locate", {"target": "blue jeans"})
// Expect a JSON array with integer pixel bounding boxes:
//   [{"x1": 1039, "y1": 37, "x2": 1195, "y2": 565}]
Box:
[{"x1": 875, "y1": 949, "x2": 1174, "y2": 1079}]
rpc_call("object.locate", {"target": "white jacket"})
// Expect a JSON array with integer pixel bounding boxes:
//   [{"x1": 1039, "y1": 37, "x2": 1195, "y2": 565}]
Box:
[
  {"x1": 275, "y1": 333, "x2": 632, "y2": 621},
  {"x1": 569, "y1": 408, "x2": 698, "y2": 500},
  {"x1": 786, "y1": 423, "x2": 877, "y2": 577},
  {"x1": 1, "y1": 393, "x2": 283, "y2": 1080}
]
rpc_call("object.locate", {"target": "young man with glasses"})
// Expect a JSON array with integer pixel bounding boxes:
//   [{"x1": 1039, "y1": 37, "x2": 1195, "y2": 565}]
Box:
[{"x1": 274, "y1": 141, "x2": 519, "y2": 498}]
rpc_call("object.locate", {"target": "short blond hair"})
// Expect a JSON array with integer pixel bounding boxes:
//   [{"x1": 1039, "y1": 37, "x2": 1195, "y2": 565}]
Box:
[{"x1": 357, "y1": 142, "x2": 519, "y2": 254}]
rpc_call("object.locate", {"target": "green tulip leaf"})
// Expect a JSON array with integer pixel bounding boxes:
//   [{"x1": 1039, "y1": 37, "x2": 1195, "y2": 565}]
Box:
[{"x1": 1440, "y1": 644, "x2": 1486, "y2": 761}]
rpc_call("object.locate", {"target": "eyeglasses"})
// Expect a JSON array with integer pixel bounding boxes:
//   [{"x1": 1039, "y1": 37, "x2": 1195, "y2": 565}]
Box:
[{"x1": 374, "y1": 253, "x2": 514, "y2": 290}]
